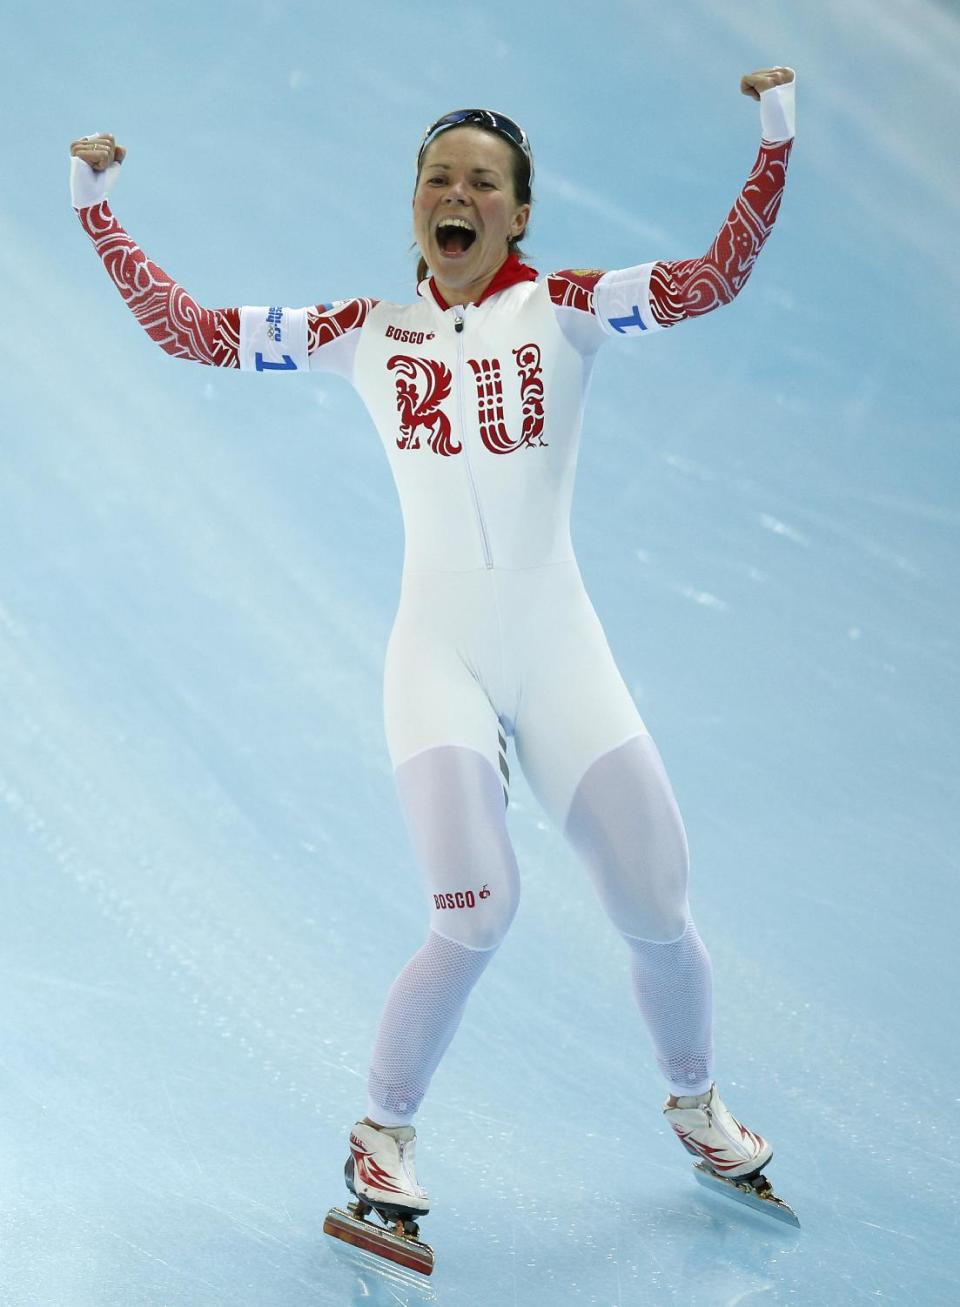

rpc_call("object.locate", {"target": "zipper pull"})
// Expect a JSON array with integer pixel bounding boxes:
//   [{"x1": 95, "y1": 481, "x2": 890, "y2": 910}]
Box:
[{"x1": 454, "y1": 310, "x2": 464, "y2": 333}]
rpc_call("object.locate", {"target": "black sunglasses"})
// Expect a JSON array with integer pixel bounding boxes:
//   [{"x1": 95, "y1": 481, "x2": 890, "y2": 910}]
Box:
[{"x1": 417, "y1": 109, "x2": 534, "y2": 183}]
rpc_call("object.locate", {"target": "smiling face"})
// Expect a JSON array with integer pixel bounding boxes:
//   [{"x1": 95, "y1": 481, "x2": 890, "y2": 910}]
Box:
[{"x1": 413, "y1": 126, "x2": 531, "y2": 302}]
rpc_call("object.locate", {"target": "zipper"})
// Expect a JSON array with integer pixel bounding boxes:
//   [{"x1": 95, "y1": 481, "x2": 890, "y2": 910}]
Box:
[
  {"x1": 703, "y1": 1104, "x2": 750, "y2": 1160},
  {"x1": 454, "y1": 305, "x2": 493, "y2": 568}
]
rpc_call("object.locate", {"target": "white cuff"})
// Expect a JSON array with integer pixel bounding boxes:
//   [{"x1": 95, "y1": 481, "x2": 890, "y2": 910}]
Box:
[
  {"x1": 239, "y1": 305, "x2": 310, "y2": 372},
  {"x1": 594, "y1": 263, "x2": 665, "y2": 338},
  {"x1": 70, "y1": 135, "x2": 123, "y2": 209},
  {"x1": 759, "y1": 76, "x2": 796, "y2": 142}
]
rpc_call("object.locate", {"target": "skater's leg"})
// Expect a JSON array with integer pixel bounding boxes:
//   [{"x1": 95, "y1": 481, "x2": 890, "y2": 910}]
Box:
[
  {"x1": 517, "y1": 687, "x2": 714, "y2": 1098},
  {"x1": 365, "y1": 930, "x2": 499, "y2": 1126},
  {"x1": 556, "y1": 734, "x2": 775, "y2": 1177},
  {"x1": 497, "y1": 566, "x2": 770, "y2": 1174},
  {"x1": 499, "y1": 564, "x2": 712, "y2": 1093},
  {"x1": 562, "y1": 732, "x2": 714, "y2": 1096},
  {"x1": 366, "y1": 744, "x2": 521, "y2": 1126}
]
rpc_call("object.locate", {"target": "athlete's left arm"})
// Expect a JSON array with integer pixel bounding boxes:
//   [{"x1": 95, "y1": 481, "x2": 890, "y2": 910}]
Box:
[{"x1": 590, "y1": 69, "x2": 796, "y2": 340}]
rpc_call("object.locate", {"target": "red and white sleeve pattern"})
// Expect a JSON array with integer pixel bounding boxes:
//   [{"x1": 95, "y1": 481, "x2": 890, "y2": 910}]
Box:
[
  {"x1": 546, "y1": 269, "x2": 610, "y2": 353},
  {"x1": 77, "y1": 201, "x2": 378, "y2": 375},
  {"x1": 76, "y1": 201, "x2": 242, "y2": 367},
  {"x1": 546, "y1": 269, "x2": 606, "y2": 314},
  {"x1": 307, "y1": 299, "x2": 378, "y2": 352},
  {"x1": 590, "y1": 78, "x2": 796, "y2": 339},
  {"x1": 648, "y1": 136, "x2": 794, "y2": 327},
  {"x1": 591, "y1": 136, "x2": 793, "y2": 339}
]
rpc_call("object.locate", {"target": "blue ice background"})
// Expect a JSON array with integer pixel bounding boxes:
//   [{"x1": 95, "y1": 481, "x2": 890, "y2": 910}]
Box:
[{"x1": 2, "y1": 0, "x2": 959, "y2": 1303}]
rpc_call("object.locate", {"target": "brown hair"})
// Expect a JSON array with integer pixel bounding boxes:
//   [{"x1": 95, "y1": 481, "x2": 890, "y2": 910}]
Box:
[{"x1": 413, "y1": 124, "x2": 533, "y2": 285}]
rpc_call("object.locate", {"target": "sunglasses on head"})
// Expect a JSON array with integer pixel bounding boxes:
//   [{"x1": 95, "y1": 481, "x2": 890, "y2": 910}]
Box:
[{"x1": 417, "y1": 109, "x2": 534, "y2": 183}]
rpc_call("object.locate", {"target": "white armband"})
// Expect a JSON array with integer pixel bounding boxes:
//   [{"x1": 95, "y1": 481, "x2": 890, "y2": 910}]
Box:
[
  {"x1": 594, "y1": 263, "x2": 665, "y2": 338},
  {"x1": 760, "y1": 76, "x2": 796, "y2": 143},
  {"x1": 70, "y1": 134, "x2": 123, "y2": 210},
  {"x1": 239, "y1": 305, "x2": 310, "y2": 373}
]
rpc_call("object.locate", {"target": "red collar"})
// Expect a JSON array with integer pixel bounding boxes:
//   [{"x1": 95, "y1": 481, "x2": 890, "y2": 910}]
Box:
[{"x1": 425, "y1": 253, "x2": 539, "y2": 310}]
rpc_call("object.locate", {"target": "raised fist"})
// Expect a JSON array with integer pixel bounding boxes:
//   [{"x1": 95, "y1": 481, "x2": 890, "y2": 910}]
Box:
[
  {"x1": 740, "y1": 67, "x2": 795, "y2": 100},
  {"x1": 70, "y1": 132, "x2": 126, "y2": 169},
  {"x1": 68, "y1": 133, "x2": 126, "y2": 209}
]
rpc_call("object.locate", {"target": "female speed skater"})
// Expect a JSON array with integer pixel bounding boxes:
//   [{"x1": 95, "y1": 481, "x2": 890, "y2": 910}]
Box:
[{"x1": 69, "y1": 64, "x2": 797, "y2": 1252}]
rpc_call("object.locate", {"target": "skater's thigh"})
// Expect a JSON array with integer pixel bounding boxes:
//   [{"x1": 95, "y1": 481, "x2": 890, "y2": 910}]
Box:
[
  {"x1": 512, "y1": 583, "x2": 647, "y2": 832},
  {"x1": 562, "y1": 732, "x2": 690, "y2": 940},
  {"x1": 509, "y1": 580, "x2": 688, "y2": 939},
  {"x1": 394, "y1": 745, "x2": 520, "y2": 950},
  {"x1": 384, "y1": 599, "x2": 518, "y2": 949},
  {"x1": 384, "y1": 609, "x2": 506, "y2": 793}
]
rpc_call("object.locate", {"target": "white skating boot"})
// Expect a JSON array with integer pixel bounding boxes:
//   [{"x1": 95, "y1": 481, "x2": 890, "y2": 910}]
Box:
[
  {"x1": 324, "y1": 1121, "x2": 435, "y2": 1275},
  {"x1": 664, "y1": 1083, "x2": 773, "y2": 1180},
  {"x1": 345, "y1": 1121, "x2": 430, "y2": 1217}
]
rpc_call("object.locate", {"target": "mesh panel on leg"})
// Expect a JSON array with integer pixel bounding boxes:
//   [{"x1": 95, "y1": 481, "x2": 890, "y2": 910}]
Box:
[
  {"x1": 563, "y1": 733, "x2": 690, "y2": 941},
  {"x1": 622, "y1": 918, "x2": 715, "y2": 1096},
  {"x1": 366, "y1": 929, "x2": 497, "y2": 1126},
  {"x1": 395, "y1": 744, "x2": 520, "y2": 949}
]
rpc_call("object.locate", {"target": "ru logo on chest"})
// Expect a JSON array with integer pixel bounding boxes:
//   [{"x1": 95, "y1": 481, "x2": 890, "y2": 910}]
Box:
[{"x1": 387, "y1": 344, "x2": 545, "y2": 458}]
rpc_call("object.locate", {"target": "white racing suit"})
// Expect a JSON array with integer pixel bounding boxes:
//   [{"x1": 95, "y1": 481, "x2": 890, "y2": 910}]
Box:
[{"x1": 72, "y1": 83, "x2": 795, "y2": 1116}]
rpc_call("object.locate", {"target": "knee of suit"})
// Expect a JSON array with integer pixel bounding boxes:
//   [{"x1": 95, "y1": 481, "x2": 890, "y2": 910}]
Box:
[
  {"x1": 618, "y1": 898, "x2": 692, "y2": 944},
  {"x1": 394, "y1": 743, "x2": 521, "y2": 949},
  {"x1": 583, "y1": 852, "x2": 691, "y2": 941},
  {"x1": 427, "y1": 875, "x2": 520, "y2": 950}
]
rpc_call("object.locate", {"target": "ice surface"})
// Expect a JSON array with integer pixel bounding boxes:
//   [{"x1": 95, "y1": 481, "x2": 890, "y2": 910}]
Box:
[{"x1": 2, "y1": 1, "x2": 959, "y2": 1303}]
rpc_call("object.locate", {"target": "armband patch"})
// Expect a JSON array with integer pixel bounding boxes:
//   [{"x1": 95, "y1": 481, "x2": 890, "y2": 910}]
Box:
[
  {"x1": 239, "y1": 305, "x2": 310, "y2": 372},
  {"x1": 594, "y1": 264, "x2": 664, "y2": 338}
]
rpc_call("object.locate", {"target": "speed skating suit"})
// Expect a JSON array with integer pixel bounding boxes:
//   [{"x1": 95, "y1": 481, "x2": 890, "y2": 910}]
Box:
[{"x1": 72, "y1": 83, "x2": 795, "y2": 1117}]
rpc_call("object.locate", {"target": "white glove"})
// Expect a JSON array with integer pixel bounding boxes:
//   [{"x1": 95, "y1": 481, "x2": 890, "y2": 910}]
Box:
[{"x1": 70, "y1": 134, "x2": 123, "y2": 210}]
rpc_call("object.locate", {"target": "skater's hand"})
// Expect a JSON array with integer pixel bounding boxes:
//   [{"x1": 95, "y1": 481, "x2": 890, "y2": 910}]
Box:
[
  {"x1": 740, "y1": 67, "x2": 795, "y2": 100},
  {"x1": 70, "y1": 133, "x2": 126, "y2": 169},
  {"x1": 69, "y1": 132, "x2": 126, "y2": 210}
]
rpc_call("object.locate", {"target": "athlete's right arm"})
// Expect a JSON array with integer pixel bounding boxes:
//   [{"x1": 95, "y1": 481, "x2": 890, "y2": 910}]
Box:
[
  {"x1": 69, "y1": 133, "x2": 376, "y2": 375},
  {"x1": 70, "y1": 133, "x2": 246, "y2": 367}
]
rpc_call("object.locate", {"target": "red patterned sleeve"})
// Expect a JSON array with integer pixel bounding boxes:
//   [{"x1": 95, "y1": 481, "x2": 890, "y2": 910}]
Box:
[
  {"x1": 648, "y1": 138, "x2": 793, "y2": 327},
  {"x1": 306, "y1": 298, "x2": 379, "y2": 353},
  {"x1": 76, "y1": 200, "x2": 242, "y2": 367},
  {"x1": 546, "y1": 268, "x2": 606, "y2": 313}
]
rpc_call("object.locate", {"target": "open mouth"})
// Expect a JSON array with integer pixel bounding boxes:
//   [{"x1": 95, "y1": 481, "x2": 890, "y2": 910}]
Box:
[{"x1": 435, "y1": 217, "x2": 477, "y2": 255}]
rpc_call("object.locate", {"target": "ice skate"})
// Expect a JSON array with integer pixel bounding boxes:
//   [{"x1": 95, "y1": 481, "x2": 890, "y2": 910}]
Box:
[
  {"x1": 323, "y1": 1121, "x2": 435, "y2": 1275},
  {"x1": 665, "y1": 1084, "x2": 799, "y2": 1227}
]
